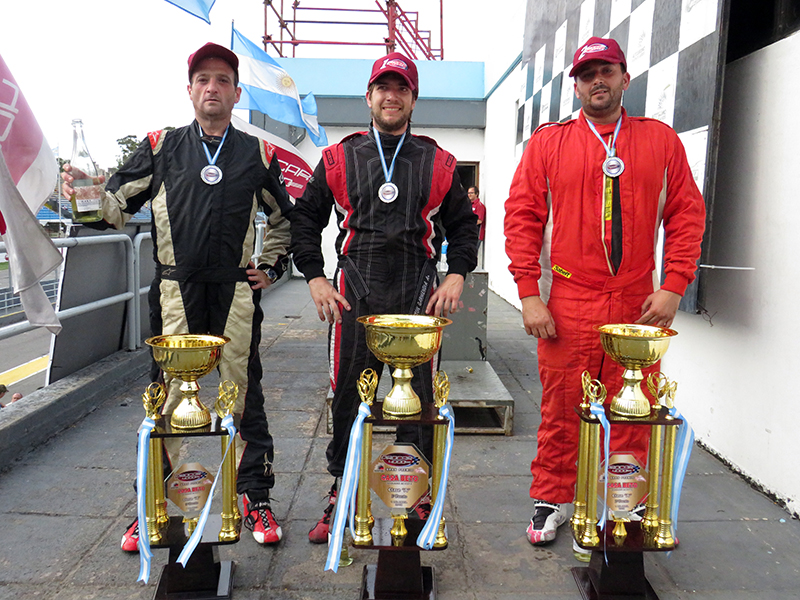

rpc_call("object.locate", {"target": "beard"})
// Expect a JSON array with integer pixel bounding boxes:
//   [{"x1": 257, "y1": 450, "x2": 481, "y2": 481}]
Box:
[{"x1": 371, "y1": 105, "x2": 413, "y2": 134}]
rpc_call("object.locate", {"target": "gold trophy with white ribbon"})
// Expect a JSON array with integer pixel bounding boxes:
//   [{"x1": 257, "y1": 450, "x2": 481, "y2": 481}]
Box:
[
  {"x1": 138, "y1": 334, "x2": 242, "y2": 596},
  {"x1": 341, "y1": 315, "x2": 452, "y2": 599},
  {"x1": 571, "y1": 324, "x2": 686, "y2": 599}
]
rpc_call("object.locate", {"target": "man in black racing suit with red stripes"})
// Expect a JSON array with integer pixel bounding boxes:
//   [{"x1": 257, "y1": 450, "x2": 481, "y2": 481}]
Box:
[
  {"x1": 290, "y1": 52, "x2": 479, "y2": 543},
  {"x1": 62, "y1": 43, "x2": 293, "y2": 549}
]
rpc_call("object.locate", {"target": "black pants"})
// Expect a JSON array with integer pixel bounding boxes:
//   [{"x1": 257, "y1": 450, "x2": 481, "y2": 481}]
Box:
[{"x1": 326, "y1": 256, "x2": 438, "y2": 477}]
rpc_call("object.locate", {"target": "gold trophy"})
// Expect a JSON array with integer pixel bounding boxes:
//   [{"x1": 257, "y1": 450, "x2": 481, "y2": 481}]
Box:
[
  {"x1": 138, "y1": 338, "x2": 242, "y2": 598},
  {"x1": 146, "y1": 334, "x2": 230, "y2": 429},
  {"x1": 357, "y1": 314, "x2": 451, "y2": 417},
  {"x1": 595, "y1": 324, "x2": 677, "y2": 417},
  {"x1": 342, "y1": 315, "x2": 452, "y2": 599},
  {"x1": 572, "y1": 324, "x2": 684, "y2": 599}
]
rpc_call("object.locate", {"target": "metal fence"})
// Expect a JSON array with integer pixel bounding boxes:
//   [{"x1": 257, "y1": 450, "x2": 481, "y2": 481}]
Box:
[{"x1": 0, "y1": 233, "x2": 152, "y2": 349}]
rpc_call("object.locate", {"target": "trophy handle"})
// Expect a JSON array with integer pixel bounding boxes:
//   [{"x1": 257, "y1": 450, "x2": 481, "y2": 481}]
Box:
[
  {"x1": 580, "y1": 370, "x2": 606, "y2": 407},
  {"x1": 142, "y1": 382, "x2": 166, "y2": 419},
  {"x1": 215, "y1": 380, "x2": 239, "y2": 418},
  {"x1": 358, "y1": 368, "x2": 378, "y2": 405},
  {"x1": 433, "y1": 370, "x2": 450, "y2": 408}
]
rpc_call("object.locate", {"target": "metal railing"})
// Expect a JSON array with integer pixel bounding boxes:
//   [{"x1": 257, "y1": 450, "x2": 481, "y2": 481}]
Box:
[{"x1": 0, "y1": 234, "x2": 150, "y2": 350}]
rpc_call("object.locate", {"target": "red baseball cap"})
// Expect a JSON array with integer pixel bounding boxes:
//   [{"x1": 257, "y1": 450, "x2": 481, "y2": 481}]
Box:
[
  {"x1": 569, "y1": 37, "x2": 626, "y2": 77},
  {"x1": 368, "y1": 52, "x2": 418, "y2": 92},
  {"x1": 188, "y1": 42, "x2": 239, "y2": 81}
]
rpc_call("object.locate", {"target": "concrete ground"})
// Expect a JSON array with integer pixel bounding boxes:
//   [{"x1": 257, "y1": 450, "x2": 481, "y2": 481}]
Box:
[{"x1": 0, "y1": 278, "x2": 797, "y2": 600}]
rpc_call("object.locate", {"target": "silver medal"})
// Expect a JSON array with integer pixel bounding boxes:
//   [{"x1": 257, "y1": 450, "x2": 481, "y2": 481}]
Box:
[
  {"x1": 602, "y1": 156, "x2": 625, "y2": 178},
  {"x1": 378, "y1": 182, "x2": 399, "y2": 203},
  {"x1": 201, "y1": 164, "x2": 223, "y2": 185}
]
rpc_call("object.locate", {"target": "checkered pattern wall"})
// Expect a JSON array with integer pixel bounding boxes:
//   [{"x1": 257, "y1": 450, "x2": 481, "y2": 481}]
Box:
[{"x1": 519, "y1": 0, "x2": 726, "y2": 311}]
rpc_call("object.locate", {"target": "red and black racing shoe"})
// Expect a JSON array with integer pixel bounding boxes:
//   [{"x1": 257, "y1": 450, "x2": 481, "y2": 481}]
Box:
[
  {"x1": 243, "y1": 494, "x2": 283, "y2": 545},
  {"x1": 308, "y1": 482, "x2": 337, "y2": 544}
]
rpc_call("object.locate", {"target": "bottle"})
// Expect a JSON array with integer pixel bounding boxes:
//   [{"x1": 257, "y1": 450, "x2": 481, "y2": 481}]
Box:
[{"x1": 68, "y1": 119, "x2": 103, "y2": 223}]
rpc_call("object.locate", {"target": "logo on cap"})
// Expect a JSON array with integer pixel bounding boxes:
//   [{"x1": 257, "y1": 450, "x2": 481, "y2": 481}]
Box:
[
  {"x1": 383, "y1": 58, "x2": 409, "y2": 71},
  {"x1": 578, "y1": 43, "x2": 609, "y2": 61}
]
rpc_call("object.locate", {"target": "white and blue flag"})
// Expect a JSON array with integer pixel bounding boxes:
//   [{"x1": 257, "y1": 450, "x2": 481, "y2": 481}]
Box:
[
  {"x1": 164, "y1": 0, "x2": 215, "y2": 24},
  {"x1": 231, "y1": 27, "x2": 328, "y2": 147}
]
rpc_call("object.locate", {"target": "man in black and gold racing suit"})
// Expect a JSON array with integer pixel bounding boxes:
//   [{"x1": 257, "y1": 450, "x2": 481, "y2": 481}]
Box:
[{"x1": 62, "y1": 42, "x2": 293, "y2": 549}]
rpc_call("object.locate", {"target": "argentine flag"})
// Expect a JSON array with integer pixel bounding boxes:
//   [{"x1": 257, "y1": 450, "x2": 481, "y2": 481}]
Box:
[
  {"x1": 164, "y1": 0, "x2": 215, "y2": 23},
  {"x1": 232, "y1": 27, "x2": 328, "y2": 147}
]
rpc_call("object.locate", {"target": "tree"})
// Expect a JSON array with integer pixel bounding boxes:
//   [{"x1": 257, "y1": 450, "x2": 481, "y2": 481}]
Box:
[{"x1": 115, "y1": 135, "x2": 139, "y2": 169}]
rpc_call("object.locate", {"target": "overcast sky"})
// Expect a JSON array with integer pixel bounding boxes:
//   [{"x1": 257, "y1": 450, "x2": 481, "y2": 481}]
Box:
[{"x1": 2, "y1": 0, "x2": 524, "y2": 168}]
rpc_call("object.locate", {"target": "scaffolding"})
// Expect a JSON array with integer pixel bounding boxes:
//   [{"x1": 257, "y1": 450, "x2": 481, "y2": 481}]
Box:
[{"x1": 262, "y1": 1, "x2": 444, "y2": 60}]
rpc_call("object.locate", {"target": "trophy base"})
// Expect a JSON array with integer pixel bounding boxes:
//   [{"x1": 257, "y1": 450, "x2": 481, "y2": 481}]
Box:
[
  {"x1": 361, "y1": 560, "x2": 436, "y2": 600},
  {"x1": 151, "y1": 515, "x2": 240, "y2": 599},
  {"x1": 572, "y1": 551, "x2": 659, "y2": 600},
  {"x1": 154, "y1": 545, "x2": 235, "y2": 600}
]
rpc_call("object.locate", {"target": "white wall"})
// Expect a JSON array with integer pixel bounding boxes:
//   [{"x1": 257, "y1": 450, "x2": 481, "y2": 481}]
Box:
[
  {"x1": 661, "y1": 31, "x2": 800, "y2": 515},
  {"x1": 481, "y1": 66, "x2": 527, "y2": 308}
]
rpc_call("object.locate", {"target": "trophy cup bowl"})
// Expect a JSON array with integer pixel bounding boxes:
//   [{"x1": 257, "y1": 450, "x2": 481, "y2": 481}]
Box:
[
  {"x1": 595, "y1": 324, "x2": 677, "y2": 417},
  {"x1": 357, "y1": 314, "x2": 451, "y2": 417},
  {"x1": 146, "y1": 334, "x2": 230, "y2": 429}
]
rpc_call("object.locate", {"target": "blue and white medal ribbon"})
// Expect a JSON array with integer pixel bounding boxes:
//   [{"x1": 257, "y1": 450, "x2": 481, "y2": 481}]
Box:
[
  {"x1": 588, "y1": 400, "x2": 612, "y2": 531},
  {"x1": 135, "y1": 416, "x2": 156, "y2": 583},
  {"x1": 668, "y1": 406, "x2": 694, "y2": 537},
  {"x1": 586, "y1": 116, "x2": 624, "y2": 177},
  {"x1": 325, "y1": 402, "x2": 372, "y2": 572},
  {"x1": 177, "y1": 414, "x2": 238, "y2": 566},
  {"x1": 417, "y1": 404, "x2": 455, "y2": 550},
  {"x1": 374, "y1": 126, "x2": 406, "y2": 203},
  {"x1": 199, "y1": 123, "x2": 230, "y2": 185}
]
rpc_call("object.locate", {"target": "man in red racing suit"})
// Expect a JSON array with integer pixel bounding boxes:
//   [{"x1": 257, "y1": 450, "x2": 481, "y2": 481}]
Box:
[{"x1": 504, "y1": 37, "x2": 705, "y2": 553}]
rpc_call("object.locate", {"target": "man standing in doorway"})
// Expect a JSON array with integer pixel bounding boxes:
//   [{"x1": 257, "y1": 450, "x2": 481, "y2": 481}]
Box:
[
  {"x1": 504, "y1": 37, "x2": 705, "y2": 555},
  {"x1": 62, "y1": 42, "x2": 293, "y2": 549},
  {"x1": 291, "y1": 52, "x2": 479, "y2": 543},
  {"x1": 468, "y1": 186, "x2": 485, "y2": 267}
]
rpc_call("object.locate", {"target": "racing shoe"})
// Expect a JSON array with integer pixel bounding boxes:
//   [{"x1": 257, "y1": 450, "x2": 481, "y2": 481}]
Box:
[
  {"x1": 409, "y1": 491, "x2": 432, "y2": 520},
  {"x1": 629, "y1": 503, "x2": 646, "y2": 521},
  {"x1": 121, "y1": 519, "x2": 139, "y2": 552},
  {"x1": 308, "y1": 482, "x2": 337, "y2": 544},
  {"x1": 526, "y1": 500, "x2": 568, "y2": 545},
  {"x1": 410, "y1": 502, "x2": 432, "y2": 521},
  {"x1": 243, "y1": 494, "x2": 282, "y2": 545}
]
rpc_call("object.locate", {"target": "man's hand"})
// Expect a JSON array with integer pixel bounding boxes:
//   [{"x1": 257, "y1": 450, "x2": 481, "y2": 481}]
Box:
[
  {"x1": 60, "y1": 163, "x2": 105, "y2": 199},
  {"x1": 246, "y1": 261, "x2": 270, "y2": 290},
  {"x1": 521, "y1": 295, "x2": 557, "y2": 338},
  {"x1": 308, "y1": 276, "x2": 351, "y2": 323},
  {"x1": 426, "y1": 273, "x2": 464, "y2": 317},
  {"x1": 636, "y1": 289, "x2": 682, "y2": 328}
]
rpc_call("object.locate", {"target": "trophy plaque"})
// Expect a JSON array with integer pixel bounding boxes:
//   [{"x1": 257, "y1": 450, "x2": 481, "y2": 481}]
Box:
[
  {"x1": 572, "y1": 324, "x2": 686, "y2": 600},
  {"x1": 167, "y1": 463, "x2": 214, "y2": 534},
  {"x1": 138, "y1": 334, "x2": 242, "y2": 599}
]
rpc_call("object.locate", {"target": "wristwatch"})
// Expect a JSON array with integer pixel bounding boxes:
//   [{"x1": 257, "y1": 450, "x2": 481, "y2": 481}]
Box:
[{"x1": 265, "y1": 268, "x2": 279, "y2": 284}]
